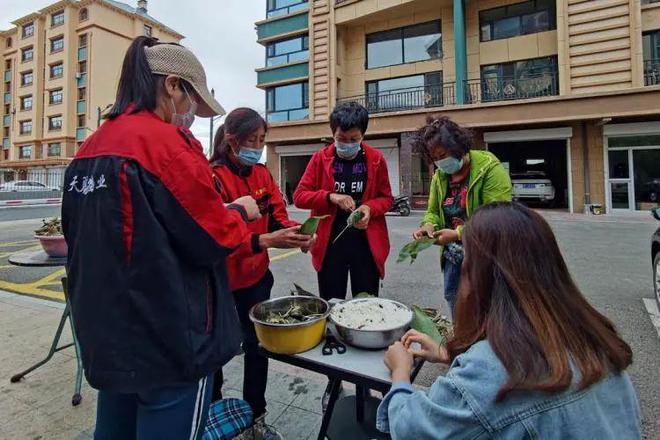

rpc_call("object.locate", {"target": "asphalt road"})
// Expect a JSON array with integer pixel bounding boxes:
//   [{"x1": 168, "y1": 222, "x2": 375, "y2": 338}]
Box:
[{"x1": 0, "y1": 206, "x2": 657, "y2": 437}]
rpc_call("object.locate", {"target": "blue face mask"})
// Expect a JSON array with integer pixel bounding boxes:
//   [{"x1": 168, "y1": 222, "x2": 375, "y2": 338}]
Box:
[
  {"x1": 237, "y1": 147, "x2": 262, "y2": 166},
  {"x1": 335, "y1": 140, "x2": 361, "y2": 159},
  {"x1": 435, "y1": 156, "x2": 464, "y2": 174}
]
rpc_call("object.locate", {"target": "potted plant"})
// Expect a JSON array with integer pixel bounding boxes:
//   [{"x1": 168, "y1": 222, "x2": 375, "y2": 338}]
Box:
[{"x1": 34, "y1": 218, "x2": 67, "y2": 257}]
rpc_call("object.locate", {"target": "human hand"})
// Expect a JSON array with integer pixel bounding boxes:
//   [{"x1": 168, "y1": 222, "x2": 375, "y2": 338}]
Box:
[
  {"x1": 384, "y1": 341, "x2": 414, "y2": 380},
  {"x1": 259, "y1": 226, "x2": 313, "y2": 250},
  {"x1": 401, "y1": 329, "x2": 449, "y2": 364},
  {"x1": 329, "y1": 193, "x2": 356, "y2": 212},
  {"x1": 433, "y1": 229, "x2": 459, "y2": 246},
  {"x1": 413, "y1": 224, "x2": 435, "y2": 240},
  {"x1": 300, "y1": 233, "x2": 317, "y2": 253},
  {"x1": 231, "y1": 196, "x2": 261, "y2": 221},
  {"x1": 353, "y1": 205, "x2": 371, "y2": 230}
]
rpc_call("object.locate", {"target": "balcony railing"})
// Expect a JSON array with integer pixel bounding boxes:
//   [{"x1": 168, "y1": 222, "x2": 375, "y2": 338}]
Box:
[
  {"x1": 77, "y1": 73, "x2": 87, "y2": 88},
  {"x1": 338, "y1": 84, "x2": 456, "y2": 114},
  {"x1": 76, "y1": 127, "x2": 86, "y2": 141},
  {"x1": 644, "y1": 59, "x2": 660, "y2": 86},
  {"x1": 337, "y1": 73, "x2": 559, "y2": 114},
  {"x1": 3, "y1": 93, "x2": 11, "y2": 105},
  {"x1": 2, "y1": 115, "x2": 10, "y2": 127},
  {"x1": 2, "y1": 138, "x2": 9, "y2": 150},
  {"x1": 465, "y1": 73, "x2": 558, "y2": 104},
  {"x1": 77, "y1": 100, "x2": 86, "y2": 114},
  {"x1": 78, "y1": 46, "x2": 87, "y2": 61},
  {"x1": 3, "y1": 70, "x2": 10, "y2": 82}
]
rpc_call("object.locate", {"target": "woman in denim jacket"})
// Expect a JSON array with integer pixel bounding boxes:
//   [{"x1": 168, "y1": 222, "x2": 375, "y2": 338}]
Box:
[{"x1": 378, "y1": 202, "x2": 641, "y2": 439}]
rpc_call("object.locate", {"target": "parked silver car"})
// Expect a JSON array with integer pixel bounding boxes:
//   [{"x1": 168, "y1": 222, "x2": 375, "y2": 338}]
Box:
[
  {"x1": 0, "y1": 181, "x2": 61, "y2": 192},
  {"x1": 511, "y1": 171, "x2": 556, "y2": 204}
]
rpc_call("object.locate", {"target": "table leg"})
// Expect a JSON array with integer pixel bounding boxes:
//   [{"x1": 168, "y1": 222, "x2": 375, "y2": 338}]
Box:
[
  {"x1": 10, "y1": 303, "x2": 70, "y2": 383},
  {"x1": 62, "y1": 277, "x2": 83, "y2": 407},
  {"x1": 355, "y1": 385, "x2": 366, "y2": 423},
  {"x1": 317, "y1": 378, "x2": 342, "y2": 440}
]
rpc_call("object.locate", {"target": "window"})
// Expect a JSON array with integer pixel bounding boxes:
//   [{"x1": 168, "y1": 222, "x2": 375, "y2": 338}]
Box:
[
  {"x1": 77, "y1": 114, "x2": 85, "y2": 127},
  {"x1": 366, "y1": 21, "x2": 442, "y2": 69},
  {"x1": 266, "y1": 35, "x2": 309, "y2": 67},
  {"x1": 22, "y1": 23, "x2": 34, "y2": 39},
  {"x1": 480, "y1": 0, "x2": 556, "y2": 42},
  {"x1": 643, "y1": 31, "x2": 660, "y2": 85},
  {"x1": 479, "y1": 56, "x2": 558, "y2": 101},
  {"x1": 78, "y1": 88, "x2": 86, "y2": 100},
  {"x1": 4, "y1": 60, "x2": 10, "y2": 70},
  {"x1": 52, "y1": 10, "x2": 65, "y2": 27},
  {"x1": 20, "y1": 71, "x2": 33, "y2": 86},
  {"x1": 144, "y1": 25, "x2": 152, "y2": 37},
  {"x1": 5, "y1": 38, "x2": 11, "y2": 48},
  {"x1": 19, "y1": 120, "x2": 32, "y2": 135},
  {"x1": 365, "y1": 72, "x2": 442, "y2": 111},
  {"x1": 19, "y1": 145, "x2": 32, "y2": 159},
  {"x1": 79, "y1": 8, "x2": 88, "y2": 21},
  {"x1": 49, "y1": 115, "x2": 63, "y2": 130},
  {"x1": 79, "y1": 61, "x2": 87, "y2": 74},
  {"x1": 50, "y1": 63, "x2": 64, "y2": 79},
  {"x1": 51, "y1": 37, "x2": 64, "y2": 53},
  {"x1": 266, "y1": 82, "x2": 309, "y2": 122},
  {"x1": 267, "y1": 0, "x2": 308, "y2": 18},
  {"x1": 20, "y1": 95, "x2": 32, "y2": 111},
  {"x1": 22, "y1": 47, "x2": 34, "y2": 62},
  {"x1": 50, "y1": 89, "x2": 63, "y2": 105},
  {"x1": 48, "y1": 142, "x2": 61, "y2": 157},
  {"x1": 79, "y1": 34, "x2": 88, "y2": 47}
]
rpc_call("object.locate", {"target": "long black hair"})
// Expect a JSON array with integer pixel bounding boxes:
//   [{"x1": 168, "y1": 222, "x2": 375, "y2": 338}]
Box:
[
  {"x1": 106, "y1": 36, "x2": 191, "y2": 120},
  {"x1": 210, "y1": 108, "x2": 267, "y2": 163}
]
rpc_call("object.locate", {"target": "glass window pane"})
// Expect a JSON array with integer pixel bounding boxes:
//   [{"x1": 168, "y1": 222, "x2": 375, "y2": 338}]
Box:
[
  {"x1": 267, "y1": 111, "x2": 288, "y2": 123},
  {"x1": 608, "y1": 135, "x2": 660, "y2": 148},
  {"x1": 367, "y1": 29, "x2": 403, "y2": 69},
  {"x1": 289, "y1": 108, "x2": 309, "y2": 121},
  {"x1": 274, "y1": 83, "x2": 303, "y2": 110},
  {"x1": 481, "y1": 24, "x2": 492, "y2": 41},
  {"x1": 273, "y1": 37, "x2": 302, "y2": 55},
  {"x1": 608, "y1": 150, "x2": 629, "y2": 179},
  {"x1": 522, "y1": 11, "x2": 549, "y2": 34},
  {"x1": 633, "y1": 149, "x2": 660, "y2": 209},
  {"x1": 480, "y1": 6, "x2": 506, "y2": 23},
  {"x1": 288, "y1": 50, "x2": 309, "y2": 63},
  {"x1": 610, "y1": 182, "x2": 630, "y2": 209},
  {"x1": 404, "y1": 22, "x2": 442, "y2": 63},
  {"x1": 493, "y1": 16, "x2": 521, "y2": 39},
  {"x1": 508, "y1": 1, "x2": 535, "y2": 16},
  {"x1": 377, "y1": 74, "x2": 425, "y2": 92}
]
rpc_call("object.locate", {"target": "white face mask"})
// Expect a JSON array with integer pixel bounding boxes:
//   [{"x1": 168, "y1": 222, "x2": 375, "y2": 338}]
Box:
[{"x1": 170, "y1": 85, "x2": 197, "y2": 129}]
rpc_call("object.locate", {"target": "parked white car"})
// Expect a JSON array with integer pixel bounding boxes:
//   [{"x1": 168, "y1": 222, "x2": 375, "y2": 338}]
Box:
[
  {"x1": 511, "y1": 172, "x2": 555, "y2": 203},
  {"x1": 0, "y1": 181, "x2": 61, "y2": 192}
]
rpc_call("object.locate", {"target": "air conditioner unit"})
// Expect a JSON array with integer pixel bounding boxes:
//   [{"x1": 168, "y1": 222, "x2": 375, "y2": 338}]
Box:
[{"x1": 75, "y1": 73, "x2": 81, "y2": 79}]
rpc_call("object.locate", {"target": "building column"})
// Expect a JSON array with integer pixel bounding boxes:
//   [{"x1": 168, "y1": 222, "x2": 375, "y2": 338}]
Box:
[{"x1": 453, "y1": 0, "x2": 467, "y2": 105}]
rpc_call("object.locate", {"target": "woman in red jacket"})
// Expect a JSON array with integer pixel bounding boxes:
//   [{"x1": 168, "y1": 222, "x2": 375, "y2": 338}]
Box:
[
  {"x1": 294, "y1": 102, "x2": 393, "y2": 300},
  {"x1": 209, "y1": 107, "x2": 314, "y2": 421}
]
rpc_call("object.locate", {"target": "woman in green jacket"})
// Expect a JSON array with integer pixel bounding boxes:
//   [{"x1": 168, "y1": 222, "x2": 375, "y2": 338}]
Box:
[{"x1": 412, "y1": 116, "x2": 512, "y2": 316}]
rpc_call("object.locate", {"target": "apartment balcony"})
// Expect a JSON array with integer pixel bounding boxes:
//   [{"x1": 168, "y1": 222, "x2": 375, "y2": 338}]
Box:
[
  {"x1": 464, "y1": 73, "x2": 559, "y2": 104},
  {"x1": 3, "y1": 70, "x2": 10, "y2": 82},
  {"x1": 644, "y1": 59, "x2": 660, "y2": 87},
  {"x1": 77, "y1": 100, "x2": 86, "y2": 114},
  {"x1": 337, "y1": 73, "x2": 559, "y2": 114},
  {"x1": 77, "y1": 73, "x2": 87, "y2": 88},
  {"x1": 3, "y1": 93, "x2": 10, "y2": 105},
  {"x1": 267, "y1": 0, "x2": 308, "y2": 19},
  {"x1": 2, "y1": 115, "x2": 10, "y2": 127},
  {"x1": 2, "y1": 138, "x2": 9, "y2": 150},
  {"x1": 257, "y1": 13, "x2": 308, "y2": 42},
  {"x1": 78, "y1": 47, "x2": 87, "y2": 62},
  {"x1": 76, "y1": 127, "x2": 86, "y2": 141},
  {"x1": 257, "y1": 62, "x2": 308, "y2": 87}
]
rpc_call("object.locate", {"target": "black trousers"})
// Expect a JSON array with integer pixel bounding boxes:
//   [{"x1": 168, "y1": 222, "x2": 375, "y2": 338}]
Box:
[
  {"x1": 212, "y1": 271, "x2": 273, "y2": 417},
  {"x1": 318, "y1": 230, "x2": 380, "y2": 300}
]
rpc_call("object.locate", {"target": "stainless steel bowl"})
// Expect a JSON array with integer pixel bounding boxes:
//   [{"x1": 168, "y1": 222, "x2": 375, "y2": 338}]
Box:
[{"x1": 329, "y1": 298, "x2": 413, "y2": 349}]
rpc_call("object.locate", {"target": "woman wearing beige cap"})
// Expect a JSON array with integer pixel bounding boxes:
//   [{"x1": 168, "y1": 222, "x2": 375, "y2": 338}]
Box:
[{"x1": 62, "y1": 36, "x2": 259, "y2": 439}]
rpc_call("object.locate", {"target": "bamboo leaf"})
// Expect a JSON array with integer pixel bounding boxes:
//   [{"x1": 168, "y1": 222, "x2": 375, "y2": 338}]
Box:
[
  {"x1": 411, "y1": 305, "x2": 445, "y2": 345},
  {"x1": 397, "y1": 237, "x2": 435, "y2": 264},
  {"x1": 300, "y1": 215, "x2": 329, "y2": 235}
]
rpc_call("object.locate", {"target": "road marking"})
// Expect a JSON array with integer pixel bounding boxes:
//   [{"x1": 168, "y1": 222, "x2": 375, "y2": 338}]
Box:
[
  {"x1": 0, "y1": 240, "x2": 37, "y2": 248},
  {"x1": 270, "y1": 249, "x2": 302, "y2": 262}
]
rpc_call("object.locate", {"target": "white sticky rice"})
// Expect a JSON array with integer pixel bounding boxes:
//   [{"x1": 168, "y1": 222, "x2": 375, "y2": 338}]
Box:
[{"x1": 330, "y1": 298, "x2": 412, "y2": 331}]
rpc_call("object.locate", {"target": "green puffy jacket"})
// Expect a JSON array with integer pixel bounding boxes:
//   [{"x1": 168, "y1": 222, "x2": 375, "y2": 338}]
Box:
[{"x1": 422, "y1": 149, "x2": 512, "y2": 234}]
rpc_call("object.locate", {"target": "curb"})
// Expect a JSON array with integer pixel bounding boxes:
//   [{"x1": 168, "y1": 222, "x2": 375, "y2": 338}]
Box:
[{"x1": 0, "y1": 198, "x2": 62, "y2": 207}]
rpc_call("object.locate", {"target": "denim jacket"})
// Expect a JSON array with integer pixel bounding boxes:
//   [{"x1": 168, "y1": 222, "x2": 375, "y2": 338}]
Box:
[{"x1": 377, "y1": 340, "x2": 641, "y2": 439}]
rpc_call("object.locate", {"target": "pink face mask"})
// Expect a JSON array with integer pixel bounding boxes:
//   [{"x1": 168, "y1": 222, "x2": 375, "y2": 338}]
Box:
[{"x1": 170, "y1": 85, "x2": 197, "y2": 129}]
